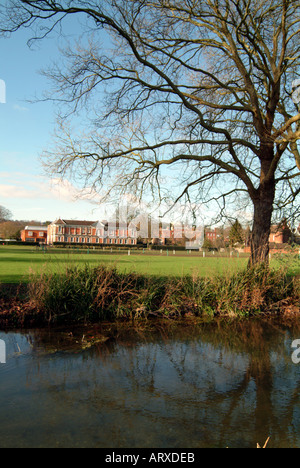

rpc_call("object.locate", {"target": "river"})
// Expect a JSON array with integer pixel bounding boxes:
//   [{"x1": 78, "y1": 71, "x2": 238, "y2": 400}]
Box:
[{"x1": 0, "y1": 318, "x2": 299, "y2": 448}]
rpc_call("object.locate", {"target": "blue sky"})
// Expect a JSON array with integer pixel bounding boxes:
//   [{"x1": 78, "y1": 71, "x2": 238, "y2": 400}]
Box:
[
  {"x1": 0, "y1": 18, "x2": 110, "y2": 222},
  {"x1": 0, "y1": 21, "x2": 210, "y2": 226},
  {"x1": 0, "y1": 15, "x2": 252, "y2": 227}
]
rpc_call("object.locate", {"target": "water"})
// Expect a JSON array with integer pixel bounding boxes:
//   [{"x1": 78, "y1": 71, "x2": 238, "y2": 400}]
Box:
[{"x1": 0, "y1": 319, "x2": 299, "y2": 448}]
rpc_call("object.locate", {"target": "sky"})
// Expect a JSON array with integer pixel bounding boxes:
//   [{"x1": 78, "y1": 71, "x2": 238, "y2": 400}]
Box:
[
  {"x1": 0, "y1": 13, "x2": 253, "y2": 227},
  {"x1": 0, "y1": 16, "x2": 112, "y2": 223},
  {"x1": 0, "y1": 19, "x2": 222, "y2": 226}
]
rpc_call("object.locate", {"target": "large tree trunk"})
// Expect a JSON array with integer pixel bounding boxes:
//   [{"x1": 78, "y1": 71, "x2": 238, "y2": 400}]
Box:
[{"x1": 249, "y1": 158, "x2": 276, "y2": 266}]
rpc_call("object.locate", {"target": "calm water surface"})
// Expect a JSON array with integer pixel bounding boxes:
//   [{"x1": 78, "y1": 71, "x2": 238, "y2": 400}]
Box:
[{"x1": 0, "y1": 319, "x2": 299, "y2": 448}]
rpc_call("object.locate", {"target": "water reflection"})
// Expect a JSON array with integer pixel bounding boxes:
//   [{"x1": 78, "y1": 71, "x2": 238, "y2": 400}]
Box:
[{"x1": 0, "y1": 319, "x2": 299, "y2": 448}]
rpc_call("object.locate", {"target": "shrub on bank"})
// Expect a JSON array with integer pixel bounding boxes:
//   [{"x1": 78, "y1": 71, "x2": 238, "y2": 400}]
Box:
[{"x1": 28, "y1": 264, "x2": 299, "y2": 325}]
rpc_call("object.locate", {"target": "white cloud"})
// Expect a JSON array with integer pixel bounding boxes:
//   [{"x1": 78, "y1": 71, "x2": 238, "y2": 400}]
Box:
[
  {"x1": 0, "y1": 172, "x2": 106, "y2": 222},
  {"x1": 48, "y1": 178, "x2": 78, "y2": 202},
  {"x1": 13, "y1": 104, "x2": 29, "y2": 112},
  {"x1": 48, "y1": 178, "x2": 101, "y2": 202},
  {"x1": 0, "y1": 172, "x2": 100, "y2": 203},
  {"x1": 0, "y1": 183, "x2": 39, "y2": 199}
]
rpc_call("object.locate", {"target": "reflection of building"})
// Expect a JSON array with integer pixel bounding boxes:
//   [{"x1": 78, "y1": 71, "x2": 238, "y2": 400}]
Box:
[
  {"x1": 47, "y1": 219, "x2": 137, "y2": 245},
  {"x1": 21, "y1": 226, "x2": 48, "y2": 244}
]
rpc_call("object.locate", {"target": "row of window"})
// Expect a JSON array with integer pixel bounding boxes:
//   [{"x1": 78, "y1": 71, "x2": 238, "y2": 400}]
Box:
[
  {"x1": 27, "y1": 231, "x2": 46, "y2": 237},
  {"x1": 56, "y1": 237, "x2": 135, "y2": 244},
  {"x1": 56, "y1": 227, "x2": 136, "y2": 237},
  {"x1": 57, "y1": 227, "x2": 93, "y2": 235}
]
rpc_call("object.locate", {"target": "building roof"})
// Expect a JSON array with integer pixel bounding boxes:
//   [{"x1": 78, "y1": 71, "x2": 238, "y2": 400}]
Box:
[
  {"x1": 24, "y1": 226, "x2": 48, "y2": 231},
  {"x1": 53, "y1": 219, "x2": 97, "y2": 226},
  {"x1": 52, "y1": 219, "x2": 136, "y2": 228}
]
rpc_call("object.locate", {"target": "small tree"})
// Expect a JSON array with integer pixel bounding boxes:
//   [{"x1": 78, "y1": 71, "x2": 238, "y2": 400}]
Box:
[
  {"x1": 0, "y1": 205, "x2": 12, "y2": 223},
  {"x1": 229, "y1": 220, "x2": 245, "y2": 247},
  {"x1": 203, "y1": 238, "x2": 214, "y2": 251}
]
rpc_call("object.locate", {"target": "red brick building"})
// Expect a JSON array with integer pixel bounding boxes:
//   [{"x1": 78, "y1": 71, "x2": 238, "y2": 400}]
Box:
[
  {"x1": 269, "y1": 224, "x2": 292, "y2": 244},
  {"x1": 205, "y1": 228, "x2": 218, "y2": 242},
  {"x1": 47, "y1": 219, "x2": 137, "y2": 245},
  {"x1": 244, "y1": 222, "x2": 293, "y2": 252},
  {"x1": 21, "y1": 226, "x2": 48, "y2": 244}
]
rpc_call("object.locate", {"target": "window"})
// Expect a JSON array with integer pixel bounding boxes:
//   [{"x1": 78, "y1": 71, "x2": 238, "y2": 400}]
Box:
[
  {"x1": 39, "y1": 232, "x2": 45, "y2": 237},
  {"x1": 28, "y1": 231, "x2": 33, "y2": 237}
]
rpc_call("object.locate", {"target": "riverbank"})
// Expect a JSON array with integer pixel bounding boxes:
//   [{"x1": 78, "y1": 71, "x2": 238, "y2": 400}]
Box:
[
  {"x1": 0, "y1": 283, "x2": 38, "y2": 328},
  {"x1": 0, "y1": 264, "x2": 299, "y2": 328}
]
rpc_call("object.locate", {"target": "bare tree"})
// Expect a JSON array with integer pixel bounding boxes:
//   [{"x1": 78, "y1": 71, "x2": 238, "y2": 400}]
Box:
[
  {"x1": 0, "y1": 205, "x2": 12, "y2": 223},
  {"x1": 1, "y1": 0, "x2": 300, "y2": 264}
]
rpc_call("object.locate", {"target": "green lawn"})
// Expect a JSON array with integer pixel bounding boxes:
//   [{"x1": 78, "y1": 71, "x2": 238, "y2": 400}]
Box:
[{"x1": 0, "y1": 245, "x2": 299, "y2": 283}]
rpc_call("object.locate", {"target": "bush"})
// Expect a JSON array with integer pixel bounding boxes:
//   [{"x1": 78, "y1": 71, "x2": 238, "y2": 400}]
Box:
[{"x1": 28, "y1": 264, "x2": 299, "y2": 325}]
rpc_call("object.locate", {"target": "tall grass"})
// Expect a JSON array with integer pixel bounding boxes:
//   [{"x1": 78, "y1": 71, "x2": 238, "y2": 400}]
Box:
[{"x1": 28, "y1": 264, "x2": 299, "y2": 325}]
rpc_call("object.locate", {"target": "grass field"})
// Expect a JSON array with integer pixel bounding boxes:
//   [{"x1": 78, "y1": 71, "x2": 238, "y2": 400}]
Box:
[{"x1": 0, "y1": 245, "x2": 299, "y2": 284}]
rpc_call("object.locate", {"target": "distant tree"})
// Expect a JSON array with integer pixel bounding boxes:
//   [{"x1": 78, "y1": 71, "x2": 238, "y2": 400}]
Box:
[
  {"x1": 229, "y1": 220, "x2": 245, "y2": 247},
  {"x1": 0, "y1": 205, "x2": 12, "y2": 223},
  {"x1": 0, "y1": 220, "x2": 23, "y2": 239},
  {"x1": 203, "y1": 238, "x2": 214, "y2": 251}
]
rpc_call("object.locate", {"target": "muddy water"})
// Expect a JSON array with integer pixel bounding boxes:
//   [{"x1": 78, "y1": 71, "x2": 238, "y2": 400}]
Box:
[{"x1": 0, "y1": 318, "x2": 299, "y2": 448}]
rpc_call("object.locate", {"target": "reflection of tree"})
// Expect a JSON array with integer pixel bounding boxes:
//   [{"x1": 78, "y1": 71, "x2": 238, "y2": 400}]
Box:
[
  {"x1": 154, "y1": 319, "x2": 300, "y2": 447},
  {"x1": 123, "y1": 345, "x2": 157, "y2": 393},
  {"x1": 18, "y1": 319, "x2": 300, "y2": 448}
]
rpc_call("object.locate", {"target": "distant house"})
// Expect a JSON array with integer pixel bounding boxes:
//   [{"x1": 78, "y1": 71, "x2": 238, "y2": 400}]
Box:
[
  {"x1": 206, "y1": 228, "x2": 217, "y2": 242},
  {"x1": 47, "y1": 219, "x2": 137, "y2": 245},
  {"x1": 205, "y1": 228, "x2": 218, "y2": 243},
  {"x1": 21, "y1": 226, "x2": 48, "y2": 244},
  {"x1": 269, "y1": 223, "x2": 292, "y2": 244},
  {"x1": 244, "y1": 221, "x2": 294, "y2": 253}
]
